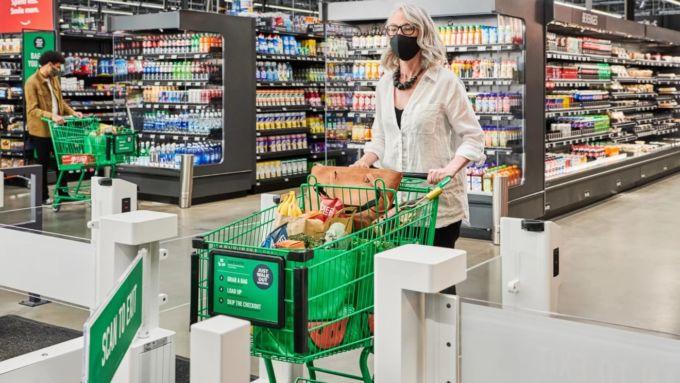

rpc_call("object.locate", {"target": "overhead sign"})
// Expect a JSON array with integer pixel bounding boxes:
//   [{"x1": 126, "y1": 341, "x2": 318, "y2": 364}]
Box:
[
  {"x1": 0, "y1": 0, "x2": 54, "y2": 34},
  {"x1": 83, "y1": 255, "x2": 143, "y2": 383},
  {"x1": 209, "y1": 250, "x2": 285, "y2": 327},
  {"x1": 22, "y1": 30, "x2": 55, "y2": 84}
]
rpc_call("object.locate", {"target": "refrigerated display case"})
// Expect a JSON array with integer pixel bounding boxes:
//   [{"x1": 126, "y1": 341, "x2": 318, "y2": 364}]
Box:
[
  {"x1": 107, "y1": 11, "x2": 255, "y2": 202},
  {"x1": 543, "y1": 2, "x2": 680, "y2": 217},
  {"x1": 325, "y1": 0, "x2": 545, "y2": 238}
]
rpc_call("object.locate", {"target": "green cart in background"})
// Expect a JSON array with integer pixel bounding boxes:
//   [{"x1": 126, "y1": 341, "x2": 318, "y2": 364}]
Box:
[
  {"x1": 43, "y1": 116, "x2": 137, "y2": 211},
  {"x1": 192, "y1": 174, "x2": 450, "y2": 383}
]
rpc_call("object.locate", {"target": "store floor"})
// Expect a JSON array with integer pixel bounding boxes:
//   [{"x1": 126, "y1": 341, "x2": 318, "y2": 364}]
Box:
[{"x1": 1, "y1": 173, "x2": 680, "y2": 381}]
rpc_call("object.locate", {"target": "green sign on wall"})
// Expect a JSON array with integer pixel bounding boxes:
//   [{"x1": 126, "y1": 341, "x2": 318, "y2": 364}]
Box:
[
  {"x1": 22, "y1": 31, "x2": 55, "y2": 83},
  {"x1": 83, "y1": 255, "x2": 143, "y2": 383},
  {"x1": 209, "y1": 250, "x2": 285, "y2": 327}
]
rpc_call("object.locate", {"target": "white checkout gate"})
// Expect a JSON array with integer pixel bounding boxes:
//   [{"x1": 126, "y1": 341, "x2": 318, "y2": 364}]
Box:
[
  {"x1": 189, "y1": 215, "x2": 680, "y2": 383},
  {"x1": 0, "y1": 177, "x2": 178, "y2": 382}
]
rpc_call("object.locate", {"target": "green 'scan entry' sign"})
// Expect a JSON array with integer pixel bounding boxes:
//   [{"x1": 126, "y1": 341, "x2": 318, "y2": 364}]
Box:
[{"x1": 209, "y1": 250, "x2": 285, "y2": 327}]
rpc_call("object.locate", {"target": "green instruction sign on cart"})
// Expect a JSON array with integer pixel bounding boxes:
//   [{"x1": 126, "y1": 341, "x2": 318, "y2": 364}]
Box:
[
  {"x1": 22, "y1": 31, "x2": 55, "y2": 83},
  {"x1": 209, "y1": 250, "x2": 285, "y2": 327},
  {"x1": 83, "y1": 255, "x2": 143, "y2": 383}
]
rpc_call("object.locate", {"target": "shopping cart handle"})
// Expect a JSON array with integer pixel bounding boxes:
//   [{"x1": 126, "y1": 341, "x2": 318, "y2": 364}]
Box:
[{"x1": 402, "y1": 172, "x2": 452, "y2": 188}]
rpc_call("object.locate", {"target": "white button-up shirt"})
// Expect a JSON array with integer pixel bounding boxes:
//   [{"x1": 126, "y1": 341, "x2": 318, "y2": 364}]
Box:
[{"x1": 364, "y1": 65, "x2": 485, "y2": 227}]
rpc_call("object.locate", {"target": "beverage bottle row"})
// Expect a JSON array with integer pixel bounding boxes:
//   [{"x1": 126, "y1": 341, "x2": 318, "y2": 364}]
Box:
[
  {"x1": 139, "y1": 33, "x2": 222, "y2": 55},
  {"x1": 256, "y1": 112, "x2": 307, "y2": 131},
  {"x1": 144, "y1": 86, "x2": 222, "y2": 104},
  {"x1": 468, "y1": 92, "x2": 522, "y2": 114},
  {"x1": 466, "y1": 164, "x2": 522, "y2": 192},
  {"x1": 351, "y1": 124, "x2": 372, "y2": 142},
  {"x1": 310, "y1": 141, "x2": 326, "y2": 153},
  {"x1": 482, "y1": 126, "x2": 522, "y2": 148},
  {"x1": 257, "y1": 61, "x2": 293, "y2": 82},
  {"x1": 256, "y1": 89, "x2": 323, "y2": 107},
  {"x1": 142, "y1": 61, "x2": 217, "y2": 81},
  {"x1": 142, "y1": 110, "x2": 222, "y2": 135},
  {"x1": 257, "y1": 89, "x2": 305, "y2": 106},
  {"x1": 352, "y1": 60, "x2": 381, "y2": 81},
  {"x1": 0, "y1": 38, "x2": 21, "y2": 54},
  {"x1": 257, "y1": 159, "x2": 308, "y2": 180},
  {"x1": 351, "y1": 26, "x2": 389, "y2": 50},
  {"x1": 556, "y1": 115, "x2": 610, "y2": 132},
  {"x1": 322, "y1": 36, "x2": 350, "y2": 58},
  {"x1": 325, "y1": 118, "x2": 351, "y2": 140},
  {"x1": 256, "y1": 134, "x2": 308, "y2": 153},
  {"x1": 450, "y1": 59, "x2": 516, "y2": 79},
  {"x1": 326, "y1": 90, "x2": 353, "y2": 109},
  {"x1": 256, "y1": 34, "x2": 317, "y2": 56},
  {"x1": 136, "y1": 141, "x2": 222, "y2": 168},
  {"x1": 308, "y1": 115, "x2": 324, "y2": 133},
  {"x1": 352, "y1": 91, "x2": 376, "y2": 111},
  {"x1": 438, "y1": 17, "x2": 523, "y2": 47},
  {"x1": 545, "y1": 153, "x2": 588, "y2": 178}
]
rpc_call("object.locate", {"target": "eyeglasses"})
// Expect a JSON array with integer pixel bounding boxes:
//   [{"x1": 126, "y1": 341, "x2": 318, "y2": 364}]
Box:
[{"x1": 384, "y1": 24, "x2": 417, "y2": 37}]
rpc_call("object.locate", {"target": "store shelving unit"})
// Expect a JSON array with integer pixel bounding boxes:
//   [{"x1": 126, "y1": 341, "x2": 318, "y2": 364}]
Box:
[
  {"x1": 253, "y1": 17, "x2": 328, "y2": 192},
  {"x1": 326, "y1": 0, "x2": 545, "y2": 238},
  {"x1": 108, "y1": 11, "x2": 255, "y2": 202},
  {"x1": 543, "y1": 2, "x2": 680, "y2": 217},
  {"x1": 0, "y1": 34, "x2": 27, "y2": 170}
]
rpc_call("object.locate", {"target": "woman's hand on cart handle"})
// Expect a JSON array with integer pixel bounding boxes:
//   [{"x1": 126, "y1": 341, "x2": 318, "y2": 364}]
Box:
[
  {"x1": 426, "y1": 166, "x2": 457, "y2": 185},
  {"x1": 73, "y1": 111, "x2": 84, "y2": 118}
]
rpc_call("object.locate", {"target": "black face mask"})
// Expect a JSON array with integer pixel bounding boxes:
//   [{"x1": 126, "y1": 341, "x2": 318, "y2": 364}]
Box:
[{"x1": 390, "y1": 35, "x2": 420, "y2": 61}]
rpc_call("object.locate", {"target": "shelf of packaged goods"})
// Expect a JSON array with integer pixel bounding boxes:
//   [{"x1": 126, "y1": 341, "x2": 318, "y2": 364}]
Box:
[
  {"x1": 256, "y1": 148, "x2": 311, "y2": 161},
  {"x1": 137, "y1": 132, "x2": 211, "y2": 142},
  {"x1": 60, "y1": 31, "x2": 113, "y2": 40},
  {"x1": 0, "y1": 149, "x2": 27, "y2": 157},
  {"x1": 256, "y1": 128, "x2": 309, "y2": 136},
  {"x1": 545, "y1": 104, "x2": 612, "y2": 118},
  {"x1": 610, "y1": 92, "x2": 657, "y2": 100},
  {"x1": 256, "y1": 29, "x2": 324, "y2": 39},
  {"x1": 611, "y1": 104, "x2": 657, "y2": 113},
  {"x1": 0, "y1": 75, "x2": 22, "y2": 82},
  {"x1": 124, "y1": 53, "x2": 216, "y2": 60},
  {"x1": 308, "y1": 133, "x2": 325, "y2": 140},
  {"x1": 347, "y1": 49, "x2": 384, "y2": 56},
  {"x1": 611, "y1": 121, "x2": 637, "y2": 130},
  {"x1": 546, "y1": 51, "x2": 680, "y2": 68},
  {"x1": 327, "y1": 58, "x2": 361, "y2": 65},
  {"x1": 546, "y1": 78, "x2": 610, "y2": 88},
  {"x1": 62, "y1": 73, "x2": 113, "y2": 80},
  {"x1": 0, "y1": 131, "x2": 25, "y2": 139},
  {"x1": 347, "y1": 142, "x2": 367, "y2": 149},
  {"x1": 461, "y1": 78, "x2": 515, "y2": 86},
  {"x1": 657, "y1": 105, "x2": 680, "y2": 112},
  {"x1": 0, "y1": 54, "x2": 21, "y2": 60},
  {"x1": 256, "y1": 105, "x2": 323, "y2": 113},
  {"x1": 254, "y1": 173, "x2": 308, "y2": 189},
  {"x1": 545, "y1": 130, "x2": 613, "y2": 148},
  {"x1": 256, "y1": 81, "x2": 324, "y2": 88},
  {"x1": 655, "y1": 78, "x2": 680, "y2": 85},
  {"x1": 475, "y1": 113, "x2": 519, "y2": 121},
  {"x1": 634, "y1": 126, "x2": 678, "y2": 138},
  {"x1": 612, "y1": 77, "x2": 655, "y2": 84},
  {"x1": 326, "y1": 80, "x2": 379, "y2": 88},
  {"x1": 325, "y1": 108, "x2": 376, "y2": 115},
  {"x1": 71, "y1": 103, "x2": 126, "y2": 111},
  {"x1": 309, "y1": 149, "x2": 349, "y2": 160},
  {"x1": 62, "y1": 90, "x2": 125, "y2": 97},
  {"x1": 137, "y1": 80, "x2": 211, "y2": 87},
  {"x1": 610, "y1": 134, "x2": 638, "y2": 143},
  {"x1": 633, "y1": 116, "x2": 673, "y2": 125},
  {"x1": 485, "y1": 147, "x2": 514, "y2": 155},
  {"x1": 256, "y1": 53, "x2": 324, "y2": 63},
  {"x1": 446, "y1": 44, "x2": 522, "y2": 53},
  {"x1": 141, "y1": 103, "x2": 213, "y2": 110}
]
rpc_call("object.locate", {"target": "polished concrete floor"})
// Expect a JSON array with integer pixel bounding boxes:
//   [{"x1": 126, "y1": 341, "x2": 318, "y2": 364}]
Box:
[{"x1": 1, "y1": 173, "x2": 680, "y2": 380}]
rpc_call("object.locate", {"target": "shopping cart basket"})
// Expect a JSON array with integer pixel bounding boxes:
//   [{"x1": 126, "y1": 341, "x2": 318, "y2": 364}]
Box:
[
  {"x1": 191, "y1": 173, "x2": 451, "y2": 383},
  {"x1": 43, "y1": 116, "x2": 137, "y2": 211}
]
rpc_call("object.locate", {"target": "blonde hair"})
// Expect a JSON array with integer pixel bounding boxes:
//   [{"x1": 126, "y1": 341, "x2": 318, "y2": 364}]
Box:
[{"x1": 380, "y1": 3, "x2": 448, "y2": 72}]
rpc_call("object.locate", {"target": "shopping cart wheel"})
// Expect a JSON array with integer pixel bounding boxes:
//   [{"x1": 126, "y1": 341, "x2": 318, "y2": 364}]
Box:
[{"x1": 52, "y1": 204, "x2": 61, "y2": 212}]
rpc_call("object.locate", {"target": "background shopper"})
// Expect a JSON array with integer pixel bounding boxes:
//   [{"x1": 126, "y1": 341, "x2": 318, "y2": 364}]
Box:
[
  {"x1": 352, "y1": 3, "x2": 485, "y2": 249},
  {"x1": 25, "y1": 50, "x2": 83, "y2": 203}
]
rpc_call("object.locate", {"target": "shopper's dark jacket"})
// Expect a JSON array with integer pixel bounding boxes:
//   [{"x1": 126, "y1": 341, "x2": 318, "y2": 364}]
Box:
[{"x1": 24, "y1": 70, "x2": 76, "y2": 137}]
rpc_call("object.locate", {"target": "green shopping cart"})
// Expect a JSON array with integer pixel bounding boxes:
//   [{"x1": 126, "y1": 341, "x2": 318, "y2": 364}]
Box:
[
  {"x1": 191, "y1": 173, "x2": 450, "y2": 383},
  {"x1": 43, "y1": 116, "x2": 137, "y2": 211}
]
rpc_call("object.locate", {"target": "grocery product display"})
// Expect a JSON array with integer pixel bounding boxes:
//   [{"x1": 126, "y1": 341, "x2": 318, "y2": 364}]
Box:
[
  {"x1": 544, "y1": 25, "x2": 680, "y2": 184},
  {"x1": 108, "y1": 11, "x2": 255, "y2": 201},
  {"x1": 0, "y1": 35, "x2": 25, "y2": 168}
]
